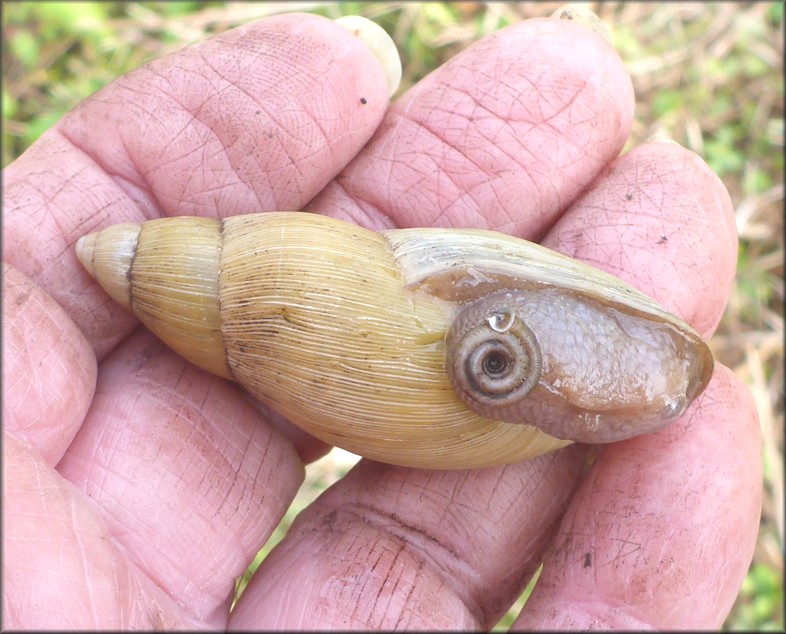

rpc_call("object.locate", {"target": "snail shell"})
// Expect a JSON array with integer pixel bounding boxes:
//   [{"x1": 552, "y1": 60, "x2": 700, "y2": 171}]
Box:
[{"x1": 76, "y1": 212, "x2": 713, "y2": 469}]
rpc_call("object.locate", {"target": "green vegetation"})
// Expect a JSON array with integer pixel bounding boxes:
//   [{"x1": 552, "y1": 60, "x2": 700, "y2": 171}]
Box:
[{"x1": 4, "y1": 2, "x2": 782, "y2": 630}]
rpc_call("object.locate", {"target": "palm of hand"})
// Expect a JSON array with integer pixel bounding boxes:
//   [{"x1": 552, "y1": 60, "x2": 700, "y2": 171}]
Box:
[{"x1": 3, "y1": 11, "x2": 760, "y2": 630}]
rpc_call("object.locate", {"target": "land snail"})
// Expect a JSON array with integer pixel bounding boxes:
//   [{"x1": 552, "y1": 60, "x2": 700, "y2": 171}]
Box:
[{"x1": 76, "y1": 212, "x2": 713, "y2": 469}]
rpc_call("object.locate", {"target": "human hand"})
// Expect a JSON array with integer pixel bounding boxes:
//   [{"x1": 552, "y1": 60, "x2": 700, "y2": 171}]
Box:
[{"x1": 3, "y1": 9, "x2": 761, "y2": 630}]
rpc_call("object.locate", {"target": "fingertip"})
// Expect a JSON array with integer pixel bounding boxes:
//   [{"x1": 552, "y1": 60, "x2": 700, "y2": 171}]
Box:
[
  {"x1": 515, "y1": 362, "x2": 763, "y2": 630},
  {"x1": 546, "y1": 140, "x2": 737, "y2": 336},
  {"x1": 319, "y1": 15, "x2": 635, "y2": 234},
  {"x1": 2, "y1": 263, "x2": 97, "y2": 465},
  {"x1": 695, "y1": 364, "x2": 762, "y2": 471},
  {"x1": 335, "y1": 15, "x2": 401, "y2": 98},
  {"x1": 550, "y1": 4, "x2": 613, "y2": 44}
]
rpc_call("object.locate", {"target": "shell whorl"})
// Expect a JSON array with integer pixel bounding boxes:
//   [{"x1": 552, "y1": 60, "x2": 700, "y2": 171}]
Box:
[{"x1": 77, "y1": 217, "x2": 232, "y2": 380}]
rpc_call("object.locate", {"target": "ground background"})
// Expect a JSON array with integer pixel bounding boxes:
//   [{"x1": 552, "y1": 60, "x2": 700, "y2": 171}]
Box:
[{"x1": 3, "y1": 2, "x2": 783, "y2": 629}]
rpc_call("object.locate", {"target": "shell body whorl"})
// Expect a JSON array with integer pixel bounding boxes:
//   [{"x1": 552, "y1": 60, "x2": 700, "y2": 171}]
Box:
[{"x1": 76, "y1": 211, "x2": 713, "y2": 468}]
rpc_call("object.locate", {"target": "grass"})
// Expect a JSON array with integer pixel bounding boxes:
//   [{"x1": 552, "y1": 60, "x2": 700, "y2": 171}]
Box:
[{"x1": 3, "y1": 2, "x2": 783, "y2": 630}]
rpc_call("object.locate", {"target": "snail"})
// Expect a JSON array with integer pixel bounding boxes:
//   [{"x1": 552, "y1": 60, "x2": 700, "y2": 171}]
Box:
[{"x1": 76, "y1": 212, "x2": 713, "y2": 469}]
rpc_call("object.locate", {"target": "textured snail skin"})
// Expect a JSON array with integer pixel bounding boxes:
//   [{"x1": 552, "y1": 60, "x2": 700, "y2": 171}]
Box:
[
  {"x1": 75, "y1": 212, "x2": 714, "y2": 469},
  {"x1": 446, "y1": 290, "x2": 710, "y2": 443}
]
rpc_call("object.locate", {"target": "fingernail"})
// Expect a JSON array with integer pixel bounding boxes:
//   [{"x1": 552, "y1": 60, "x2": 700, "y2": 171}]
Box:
[
  {"x1": 550, "y1": 4, "x2": 612, "y2": 44},
  {"x1": 646, "y1": 133, "x2": 682, "y2": 146},
  {"x1": 335, "y1": 15, "x2": 402, "y2": 98}
]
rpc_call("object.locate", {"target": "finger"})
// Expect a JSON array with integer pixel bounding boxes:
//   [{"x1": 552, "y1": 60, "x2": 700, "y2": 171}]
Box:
[
  {"x1": 6, "y1": 15, "x2": 393, "y2": 622},
  {"x1": 544, "y1": 140, "x2": 738, "y2": 336},
  {"x1": 3, "y1": 431, "x2": 196, "y2": 629},
  {"x1": 2, "y1": 263, "x2": 96, "y2": 463},
  {"x1": 311, "y1": 17, "x2": 634, "y2": 236},
  {"x1": 3, "y1": 13, "x2": 393, "y2": 357},
  {"x1": 56, "y1": 330, "x2": 304, "y2": 621},
  {"x1": 514, "y1": 366, "x2": 761, "y2": 629},
  {"x1": 509, "y1": 139, "x2": 751, "y2": 628},
  {"x1": 232, "y1": 29, "x2": 740, "y2": 631},
  {"x1": 229, "y1": 446, "x2": 589, "y2": 630}
]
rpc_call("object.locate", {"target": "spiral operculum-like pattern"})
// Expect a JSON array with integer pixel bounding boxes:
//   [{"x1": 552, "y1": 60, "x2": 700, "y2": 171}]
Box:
[{"x1": 446, "y1": 294, "x2": 542, "y2": 413}]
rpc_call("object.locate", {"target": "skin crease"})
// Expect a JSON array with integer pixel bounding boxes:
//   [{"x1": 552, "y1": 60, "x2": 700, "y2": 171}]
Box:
[{"x1": 2, "y1": 11, "x2": 761, "y2": 631}]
